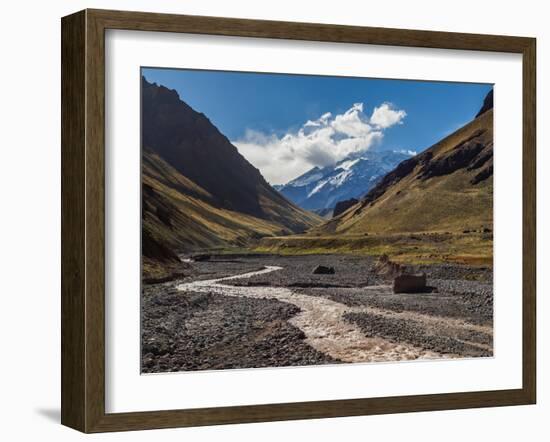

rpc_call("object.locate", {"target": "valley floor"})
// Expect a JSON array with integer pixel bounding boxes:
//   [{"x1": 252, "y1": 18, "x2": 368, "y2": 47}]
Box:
[{"x1": 141, "y1": 254, "x2": 493, "y2": 373}]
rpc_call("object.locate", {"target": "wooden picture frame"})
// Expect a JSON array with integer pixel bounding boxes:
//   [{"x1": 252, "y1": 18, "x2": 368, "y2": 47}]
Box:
[{"x1": 61, "y1": 8, "x2": 536, "y2": 433}]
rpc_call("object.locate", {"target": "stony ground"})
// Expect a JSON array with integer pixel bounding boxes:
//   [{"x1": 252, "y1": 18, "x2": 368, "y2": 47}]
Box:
[{"x1": 142, "y1": 254, "x2": 493, "y2": 373}]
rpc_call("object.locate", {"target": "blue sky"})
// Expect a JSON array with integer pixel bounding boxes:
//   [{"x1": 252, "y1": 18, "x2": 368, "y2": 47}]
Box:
[{"x1": 142, "y1": 67, "x2": 492, "y2": 184}]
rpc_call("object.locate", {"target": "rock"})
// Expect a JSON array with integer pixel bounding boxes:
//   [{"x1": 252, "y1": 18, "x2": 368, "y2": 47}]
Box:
[
  {"x1": 418, "y1": 135, "x2": 486, "y2": 180},
  {"x1": 333, "y1": 198, "x2": 359, "y2": 217},
  {"x1": 393, "y1": 273, "x2": 427, "y2": 293},
  {"x1": 471, "y1": 164, "x2": 493, "y2": 185},
  {"x1": 475, "y1": 89, "x2": 494, "y2": 118},
  {"x1": 191, "y1": 253, "x2": 211, "y2": 262},
  {"x1": 142, "y1": 340, "x2": 169, "y2": 356},
  {"x1": 155, "y1": 205, "x2": 172, "y2": 227},
  {"x1": 312, "y1": 265, "x2": 335, "y2": 275},
  {"x1": 142, "y1": 229, "x2": 180, "y2": 263},
  {"x1": 374, "y1": 254, "x2": 404, "y2": 278}
]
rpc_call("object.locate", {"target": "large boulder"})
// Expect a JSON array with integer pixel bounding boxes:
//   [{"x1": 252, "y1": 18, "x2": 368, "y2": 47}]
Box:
[
  {"x1": 393, "y1": 273, "x2": 427, "y2": 293},
  {"x1": 312, "y1": 265, "x2": 335, "y2": 275}
]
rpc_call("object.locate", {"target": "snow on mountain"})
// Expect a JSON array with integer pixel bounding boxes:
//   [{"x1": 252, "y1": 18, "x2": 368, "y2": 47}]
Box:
[
  {"x1": 276, "y1": 150, "x2": 413, "y2": 210},
  {"x1": 336, "y1": 158, "x2": 361, "y2": 171}
]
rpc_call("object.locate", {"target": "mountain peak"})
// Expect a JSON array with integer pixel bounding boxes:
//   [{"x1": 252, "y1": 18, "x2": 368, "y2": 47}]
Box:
[
  {"x1": 277, "y1": 150, "x2": 413, "y2": 210},
  {"x1": 475, "y1": 89, "x2": 494, "y2": 118}
]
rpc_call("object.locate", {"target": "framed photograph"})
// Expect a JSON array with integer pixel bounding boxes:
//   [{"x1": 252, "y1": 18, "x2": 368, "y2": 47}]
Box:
[{"x1": 61, "y1": 9, "x2": 536, "y2": 433}]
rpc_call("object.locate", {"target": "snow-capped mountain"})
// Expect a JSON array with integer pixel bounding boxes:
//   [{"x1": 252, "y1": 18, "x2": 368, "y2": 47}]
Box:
[{"x1": 275, "y1": 150, "x2": 414, "y2": 210}]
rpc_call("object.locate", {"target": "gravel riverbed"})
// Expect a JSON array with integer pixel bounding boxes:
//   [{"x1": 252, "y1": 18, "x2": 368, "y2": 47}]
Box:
[{"x1": 142, "y1": 254, "x2": 493, "y2": 373}]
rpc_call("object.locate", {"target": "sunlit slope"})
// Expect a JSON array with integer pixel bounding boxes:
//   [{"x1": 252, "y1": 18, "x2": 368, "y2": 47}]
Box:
[{"x1": 143, "y1": 151, "x2": 312, "y2": 254}]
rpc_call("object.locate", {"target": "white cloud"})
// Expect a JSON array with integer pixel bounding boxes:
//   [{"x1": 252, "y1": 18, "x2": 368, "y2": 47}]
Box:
[
  {"x1": 304, "y1": 112, "x2": 332, "y2": 127},
  {"x1": 397, "y1": 149, "x2": 418, "y2": 156},
  {"x1": 233, "y1": 102, "x2": 406, "y2": 185},
  {"x1": 370, "y1": 102, "x2": 407, "y2": 129}
]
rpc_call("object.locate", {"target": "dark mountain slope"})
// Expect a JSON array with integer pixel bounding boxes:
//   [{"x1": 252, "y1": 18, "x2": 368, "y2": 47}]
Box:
[
  {"x1": 143, "y1": 150, "x2": 305, "y2": 248},
  {"x1": 142, "y1": 77, "x2": 318, "y2": 232}
]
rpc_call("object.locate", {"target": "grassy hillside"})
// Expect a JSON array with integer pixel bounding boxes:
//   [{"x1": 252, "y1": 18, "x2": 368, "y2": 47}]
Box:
[{"x1": 257, "y1": 232, "x2": 493, "y2": 266}]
